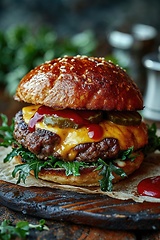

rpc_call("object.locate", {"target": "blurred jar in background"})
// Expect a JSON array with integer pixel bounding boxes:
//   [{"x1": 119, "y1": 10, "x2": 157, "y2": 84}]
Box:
[
  {"x1": 142, "y1": 49, "x2": 160, "y2": 122},
  {"x1": 108, "y1": 24, "x2": 157, "y2": 94}
]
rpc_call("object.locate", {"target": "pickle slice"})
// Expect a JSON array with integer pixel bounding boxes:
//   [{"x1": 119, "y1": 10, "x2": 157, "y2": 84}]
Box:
[
  {"x1": 44, "y1": 116, "x2": 79, "y2": 129},
  {"x1": 106, "y1": 111, "x2": 142, "y2": 126},
  {"x1": 43, "y1": 110, "x2": 103, "y2": 129},
  {"x1": 80, "y1": 111, "x2": 103, "y2": 123}
]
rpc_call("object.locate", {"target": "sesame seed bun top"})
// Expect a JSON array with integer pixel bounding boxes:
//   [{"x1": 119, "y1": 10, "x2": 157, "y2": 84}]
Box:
[{"x1": 14, "y1": 55, "x2": 143, "y2": 111}]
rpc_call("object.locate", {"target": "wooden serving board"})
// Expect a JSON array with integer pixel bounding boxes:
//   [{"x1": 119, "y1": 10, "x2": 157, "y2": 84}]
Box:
[{"x1": 0, "y1": 180, "x2": 160, "y2": 230}]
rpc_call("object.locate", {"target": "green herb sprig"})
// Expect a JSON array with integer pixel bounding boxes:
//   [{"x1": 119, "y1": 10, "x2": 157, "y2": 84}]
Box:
[
  {"x1": 54, "y1": 160, "x2": 91, "y2": 176},
  {"x1": 4, "y1": 145, "x2": 59, "y2": 184},
  {"x1": 4, "y1": 145, "x2": 133, "y2": 192},
  {"x1": 143, "y1": 123, "x2": 160, "y2": 155},
  {"x1": 0, "y1": 114, "x2": 15, "y2": 147},
  {"x1": 0, "y1": 219, "x2": 49, "y2": 240},
  {"x1": 96, "y1": 147, "x2": 135, "y2": 191},
  {"x1": 3, "y1": 143, "x2": 130, "y2": 191}
]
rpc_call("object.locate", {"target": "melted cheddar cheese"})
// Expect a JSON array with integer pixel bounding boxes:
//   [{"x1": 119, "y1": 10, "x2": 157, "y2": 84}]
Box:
[{"x1": 22, "y1": 105, "x2": 148, "y2": 161}]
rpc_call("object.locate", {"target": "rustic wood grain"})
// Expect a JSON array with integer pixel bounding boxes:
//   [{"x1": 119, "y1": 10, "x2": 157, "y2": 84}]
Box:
[
  {"x1": 0, "y1": 203, "x2": 138, "y2": 240},
  {"x1": 0, "y1": 180, "x2": 160, "y2": 231}
]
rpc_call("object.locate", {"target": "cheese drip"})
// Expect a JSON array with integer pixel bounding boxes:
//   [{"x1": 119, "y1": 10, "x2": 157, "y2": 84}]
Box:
[{"x1": 22, "y1": 105, "x2": 148, "y2": 161}]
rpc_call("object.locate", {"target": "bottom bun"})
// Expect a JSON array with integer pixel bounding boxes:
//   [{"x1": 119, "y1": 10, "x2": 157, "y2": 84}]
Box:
[{"x1": 14, "y1": 152, "x2": 144, "y2": 187}]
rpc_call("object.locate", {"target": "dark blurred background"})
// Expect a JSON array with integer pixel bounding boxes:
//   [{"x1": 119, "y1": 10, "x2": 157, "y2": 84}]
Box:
[
  {"x1": 1, "y1": 0, "x2": 160, "y2": 38},
  {"x1": 0, "y1": 0, "x2": 160, "y2": 96}
]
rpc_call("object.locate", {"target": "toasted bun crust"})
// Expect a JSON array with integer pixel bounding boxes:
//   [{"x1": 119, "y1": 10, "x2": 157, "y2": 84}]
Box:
[
  {"x1": 14, "y1": 152, "x2": 144, "y2": 187},
  {"x1": 14, "y1": 55, "x2": 143, "y2": 111}
]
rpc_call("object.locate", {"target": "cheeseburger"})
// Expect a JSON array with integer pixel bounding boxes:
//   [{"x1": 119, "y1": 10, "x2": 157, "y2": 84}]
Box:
[{"x1": 12, "y1": 55, "x2": 148, "y2": 191}]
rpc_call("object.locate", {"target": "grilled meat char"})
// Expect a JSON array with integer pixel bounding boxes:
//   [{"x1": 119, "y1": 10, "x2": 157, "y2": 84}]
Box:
[{"x1": 14, "y1": 110, "x2": 120, "y2": 162}]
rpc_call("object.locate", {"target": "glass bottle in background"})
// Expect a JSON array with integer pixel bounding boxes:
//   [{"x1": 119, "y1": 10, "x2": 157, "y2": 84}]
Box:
[
  {"x1": 108, "y1": 24, "x2": 157, "y2": 94},
  {"x1": 142, "y1": 49, "x2": 160, "y2": 122}
]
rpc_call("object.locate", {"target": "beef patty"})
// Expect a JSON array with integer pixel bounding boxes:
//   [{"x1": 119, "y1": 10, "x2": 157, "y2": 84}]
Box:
[{"x1": 14, "y1": 111, "x2": 120, "y2": 162}]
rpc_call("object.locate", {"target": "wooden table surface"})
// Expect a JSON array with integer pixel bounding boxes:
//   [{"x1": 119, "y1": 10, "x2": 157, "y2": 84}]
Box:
[{"x1": 0, "y1": 88, "x2": 160, "y2": 240}]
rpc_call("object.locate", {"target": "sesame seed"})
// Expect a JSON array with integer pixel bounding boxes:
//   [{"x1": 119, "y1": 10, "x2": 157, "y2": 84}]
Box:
[
  {"x1": 75, "y1": 55, "x2": 81, "y2": 58},
  {"x1": 99, "y1": 57, "x2": 105, "y2": 61},
  {"x1": 63, "y1": 58, "x2": 69, "y2": 62},
  {"x1": 45, "y1": 60, "x2": 51, "y2": 64},
  {"x1": 70, "y1": 66, "x2": 74, "y2": 70},
  {"x1": 96, "y1": 62, "x2": 104, "y2": 66}
]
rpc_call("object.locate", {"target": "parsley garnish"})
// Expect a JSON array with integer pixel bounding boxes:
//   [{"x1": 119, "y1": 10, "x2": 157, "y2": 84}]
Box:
[
  {"x1": 0, "y1": 219, "x2": 49, "y2": 240},
  {"x1": 0, "y1": 114, "x2": 15, "y2": 147}
]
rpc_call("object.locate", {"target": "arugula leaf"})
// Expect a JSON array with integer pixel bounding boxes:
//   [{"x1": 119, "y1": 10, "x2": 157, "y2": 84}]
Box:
[
  {"x1": 0, "y1": 219, "x2": 49, "y2": 240},
  {"x1": 96, "y1": 146, "x2": 136, "y2": 191},
  {"x1": 143, "y1": 123, "x2": 160, "y2": 155},
  {"x1": 0, "y1": 114, "x2": 15, "y2": 147},
  {"x1": 4, "y1": 144, "x2": 136, "y2": 191},
  {"x1": 7, "y1": 146, "x2": 58, "y2": 184},
  {"x1": 8, "y1": 146, "x2": 91, "y2": 184},
  {"x1": 119, "y1": 146, "x2": 136, "y2": 161},
  {"x1": 54, "y1": 160, "x2": 90, "y2": 176},
  {"x1": 96, "y1": 160, "x2": 114, "y2": 191},
  {"x1": 28, "y1": 219, "x2": 49, "y2": 231},
  {"x1": 96, "y1": 159, "x2": 127, "y2": 191},
  {"x1": 12, "y1": 163, "x2": 32, "y2": 184}
]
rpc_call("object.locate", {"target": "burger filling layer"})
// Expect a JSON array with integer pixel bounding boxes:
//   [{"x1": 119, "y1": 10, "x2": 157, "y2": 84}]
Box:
[{"x1": 13, "y1": 105, "x2": 148, "y2": 162}]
